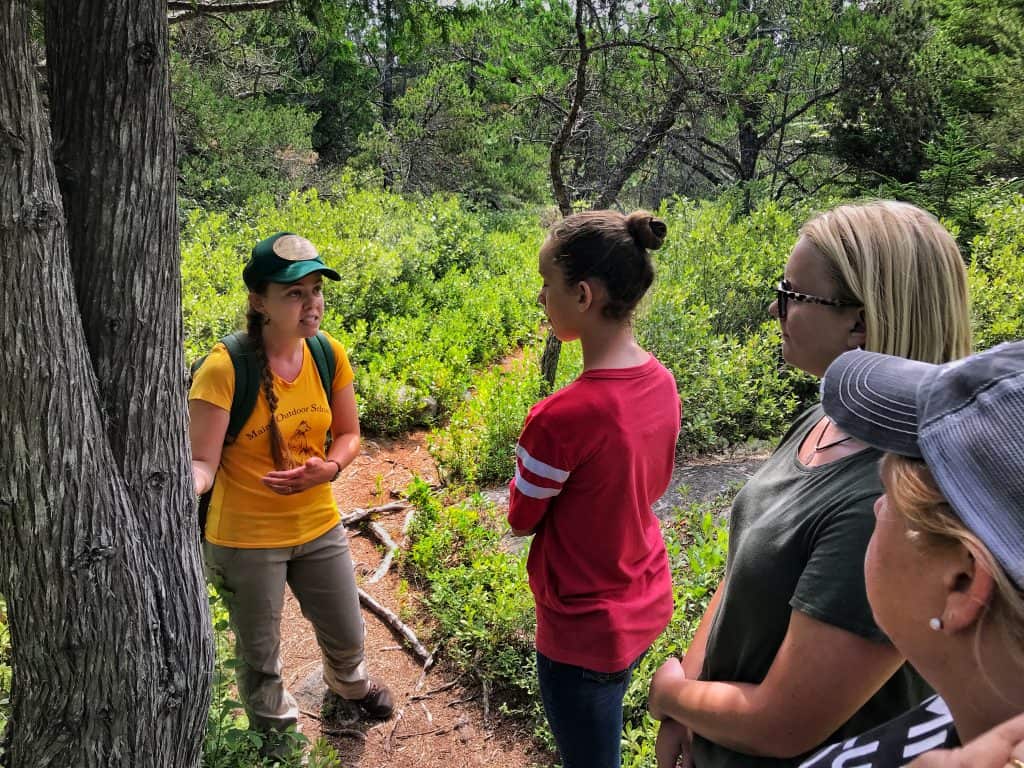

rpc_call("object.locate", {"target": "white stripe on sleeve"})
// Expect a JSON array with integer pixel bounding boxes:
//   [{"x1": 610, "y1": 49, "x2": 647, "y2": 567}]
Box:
[
  {"x1": 513, "y1": 468, "x2": 562, "y2": 499},
  {"x1": 516, "y1": 444, "x2": 570, "y2": 482}
]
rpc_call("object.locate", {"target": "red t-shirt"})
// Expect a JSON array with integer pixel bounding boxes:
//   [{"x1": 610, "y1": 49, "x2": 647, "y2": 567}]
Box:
[{"x1": 508, "y1": 355, "x2": 680, "y2": 672}]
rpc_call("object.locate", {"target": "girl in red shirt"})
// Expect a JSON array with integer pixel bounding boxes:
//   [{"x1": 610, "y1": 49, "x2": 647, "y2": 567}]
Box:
[{"x1": 508, "y1": 210, "x2": 681, "y2": 768}]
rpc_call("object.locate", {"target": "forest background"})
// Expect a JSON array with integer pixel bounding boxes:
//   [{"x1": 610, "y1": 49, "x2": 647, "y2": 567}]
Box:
[{"x1": 3, "y1": 0, "x2": 1024, "y2": 766}]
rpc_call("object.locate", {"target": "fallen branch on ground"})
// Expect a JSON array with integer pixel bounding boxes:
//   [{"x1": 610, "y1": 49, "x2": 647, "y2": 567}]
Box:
[
  {"x1": 366, "y1": 521, "x2": 398, "y2": 583},
  {"x1": 411, "y1": 678, "x2": 461, "y2": 701},
  {"x1": 358, "y1": 588, "x2": 433, "y2": 665},
  {"x1": 341, "y1": 501, "x2": 409, "y2": 527},
  {"x1": 385, "y1": 705, "x2": 407, "y2": 753},
  {"x1": 401, "y1": 508, "x2": 416, "y2": 540},
  {"x1": 415, "y1": 646, "x2": 440, "y2": 690}
]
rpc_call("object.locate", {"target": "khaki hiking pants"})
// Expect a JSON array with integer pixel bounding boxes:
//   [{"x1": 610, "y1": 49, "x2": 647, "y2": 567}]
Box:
[{"x1": 204, "y1": 523, "x2": 369, "y2": 732}]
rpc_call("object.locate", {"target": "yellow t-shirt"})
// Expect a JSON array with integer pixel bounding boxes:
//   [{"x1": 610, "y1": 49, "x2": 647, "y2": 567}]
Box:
[{"x1": 189, "y1": 332, "x2": 355, "y2": 548}]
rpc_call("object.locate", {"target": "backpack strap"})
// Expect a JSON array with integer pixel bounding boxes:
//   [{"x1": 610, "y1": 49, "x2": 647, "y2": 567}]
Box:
[
  {"x1": 221, "y1": 331, "x2": 261, "y2": 443},
  {"x1": 306, "y1": 331, "x2": 336, "y2": 404}
]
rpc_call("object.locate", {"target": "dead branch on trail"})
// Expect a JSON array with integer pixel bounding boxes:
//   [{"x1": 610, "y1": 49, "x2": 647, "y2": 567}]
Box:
[
  {"x1": 366, "y1": 521, "x2": 399, "y2": 583},
  {"x1": 341, "y1": 501, "x2": 409, "y2": 527},
  {"x1": 415, "y1": 646, "x2": 441, "y2": 691},
  {"x1": 358, "y1": 588, "x2": 433, "y2": 665},
  {"x1": 401, "y1": 508, "x2": 416, "y2": 538},
  {"x1": 411, "y1": 678, "x2": 461, "y2": 701},
  {"x1": 385, "y1": 705, "x2": 407, "y2": 753}
]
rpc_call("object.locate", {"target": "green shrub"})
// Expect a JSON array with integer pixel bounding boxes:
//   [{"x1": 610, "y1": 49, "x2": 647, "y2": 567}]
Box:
[
  {"x1": 203, "y1": 588, "x2": 343, "y2": 767},
  {"x1": 431, "y1": 196, "x2": 813, "y2": 468},
  {"x1": 172, "y1": 53, "x2": 319, "y2": 208},
  {"x1": 181, "y1": 188, "x2": 544, "y2": 434},
  {"x1": 620, "y1": 497, "x2": 732, "y2": 767},
  {"x1": 430, "y1": 340, "x2": 584, "y2": 485},
  {"x1": 968, "y1": 195, "x2": 1024, "y2": 349},
  {"x1": 402, "y1": 479, "x2": 734, "y2": 765},
  {"x1": 403, "y1": 480, "x2": 538, "y2": 710}
]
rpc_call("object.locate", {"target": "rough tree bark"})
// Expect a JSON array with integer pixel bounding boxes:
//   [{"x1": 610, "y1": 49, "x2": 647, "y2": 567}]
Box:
[{"x1": 0, "y1": 1, "x2": 212, "y2": 766}]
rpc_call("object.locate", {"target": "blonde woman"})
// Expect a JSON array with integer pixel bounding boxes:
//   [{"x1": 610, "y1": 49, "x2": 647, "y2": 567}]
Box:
[
  {"x1": 648, "y1": 201, "x2": 972, "y2": 767},
  {"x1": 795, "y1": 340, "x2": 1024, "y2": 766}
]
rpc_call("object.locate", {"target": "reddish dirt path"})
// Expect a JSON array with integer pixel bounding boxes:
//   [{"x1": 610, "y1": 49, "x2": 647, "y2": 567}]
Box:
[{"x1": 279, "y1": 430, "x2": 553, "y2": 768}]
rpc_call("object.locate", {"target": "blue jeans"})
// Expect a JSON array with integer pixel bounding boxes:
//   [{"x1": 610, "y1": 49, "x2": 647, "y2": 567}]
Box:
[{"x1": 536, "y1": 650, "x2": 643, "y2": 768}]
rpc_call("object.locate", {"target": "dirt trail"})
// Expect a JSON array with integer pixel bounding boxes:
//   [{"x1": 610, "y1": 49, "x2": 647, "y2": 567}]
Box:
[{"x1": 279, "y1": 431, "x2": 768, "y2": 767}]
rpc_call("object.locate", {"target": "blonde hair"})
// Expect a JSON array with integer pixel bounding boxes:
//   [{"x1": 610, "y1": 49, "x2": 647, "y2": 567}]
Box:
[
  {"x1": 800, "y1": 201, "x2": 972, "y2": 364},
  {"x1": 881, "y1": 454, "x2": 1024, "y2": 690}
]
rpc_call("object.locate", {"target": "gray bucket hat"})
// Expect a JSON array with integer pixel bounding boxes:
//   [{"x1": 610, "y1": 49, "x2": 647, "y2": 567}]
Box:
[{"x1": 821, "y1": 340, "x2": 1024, "y2": 587}]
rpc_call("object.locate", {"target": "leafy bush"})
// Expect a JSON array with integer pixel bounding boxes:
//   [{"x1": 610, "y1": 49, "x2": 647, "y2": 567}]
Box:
[
  {"x1": 402, "y1": 480, "x2": 539, "y2": 712},
  {"x1": 181, "y1": 188, "x2": 543, "y2": 434},
  {"x1": 430, "y1": 340, "x2": 583, "y2": 485},
  {"x1": 620, "y1": 497, "x2": 732, "y2": 767},
  {"x1": 204, "y1": 588, "x2": 343, "y2": 767},
  {"x1": 401, "y1": 479, "x2": 733, "y2": 765},
  {"x1": 432, "y1": 196, "x2": 814, "y2": 471},
  {"x1": 968, "y1": 195, "x2": 1024, "y2": 349},
  {"x1": 172, "y1": 53, "x2": 320, "y2": 208}
]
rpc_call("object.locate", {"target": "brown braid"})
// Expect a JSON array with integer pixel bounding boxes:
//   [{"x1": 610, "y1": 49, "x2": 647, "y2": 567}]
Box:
[{"x1": 246, "y1": 307, "x2": 297, "y2": 470}]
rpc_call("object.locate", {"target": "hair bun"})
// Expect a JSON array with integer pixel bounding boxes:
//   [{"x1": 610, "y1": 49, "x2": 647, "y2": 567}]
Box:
[{"x1": 626, "y1": 211, "x2": 667, "y2": 250}]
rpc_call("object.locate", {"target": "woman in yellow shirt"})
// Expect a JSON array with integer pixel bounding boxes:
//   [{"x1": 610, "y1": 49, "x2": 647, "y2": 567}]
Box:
[{"x1": 189, "y1": 233, "x2": 393, "y2": 747}]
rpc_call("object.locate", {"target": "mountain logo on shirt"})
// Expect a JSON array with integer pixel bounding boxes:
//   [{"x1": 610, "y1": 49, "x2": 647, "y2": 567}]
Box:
[{"x1": 288, "y1": 420, "x2": 317, "y2": 459}]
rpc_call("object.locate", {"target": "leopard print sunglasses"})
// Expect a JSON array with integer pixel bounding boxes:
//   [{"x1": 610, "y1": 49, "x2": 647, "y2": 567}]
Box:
[{"x1": 775, "y1": 279, "x2": 860, "y2": 319}]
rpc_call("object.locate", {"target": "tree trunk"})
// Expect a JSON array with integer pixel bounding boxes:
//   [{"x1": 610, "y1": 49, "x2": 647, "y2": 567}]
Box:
[
  {"x1": 0, "y1": 2, "x2": 212, "y2": 766},
  {"x1": 539, "y1": 332, "x2": 562, "y2": 395}
]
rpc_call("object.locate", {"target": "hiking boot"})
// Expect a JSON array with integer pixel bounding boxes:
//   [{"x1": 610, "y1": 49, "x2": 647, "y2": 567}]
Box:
[{"x1": 348, "y1": 679, "x2": 395, "y2": 719}]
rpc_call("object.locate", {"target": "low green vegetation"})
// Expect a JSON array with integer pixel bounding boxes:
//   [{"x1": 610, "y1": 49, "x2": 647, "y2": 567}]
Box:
[
  {"x1": 203, "y1": 589, "x2": 343, "y2": 767},
  {"x1": 433, "y1": 193, "x2": 1024, "y2": 486},
  {"x1": 182, "y1": 186, "x2": 543, "y2": 434},
  {"x1": 401, "y1": 478, "x2": 734, "y2": 766},
  {"x1": 433, "y1": 197, "x2": 814, "y2": 484},
  {"x1": 968, "y1": 194, "x2": 1024, "y2": 349}
]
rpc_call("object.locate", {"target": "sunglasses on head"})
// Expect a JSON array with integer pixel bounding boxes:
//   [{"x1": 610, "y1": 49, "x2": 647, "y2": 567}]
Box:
[{"x1": 775, "y1": 279, "x2": 860, "y2": 319}]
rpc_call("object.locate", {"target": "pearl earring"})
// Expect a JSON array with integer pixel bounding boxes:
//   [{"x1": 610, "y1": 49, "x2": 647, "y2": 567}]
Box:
[{"x1": 929, "y1": 617, "x2": 943, "y2": 631}]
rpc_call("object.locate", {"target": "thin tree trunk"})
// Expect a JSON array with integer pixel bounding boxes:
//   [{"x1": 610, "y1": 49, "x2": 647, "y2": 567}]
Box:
[
  {"x1": 549, "y1": 0, "x2": 588, "y2": 219},
  {"x1": 0, "y1": 1, "x2": 212, "y2": 765},
  {"x1": 539, "y1": 332, "x2": 562, "y2": 395},
  {"x1": 542, "y1": 0, "x2": 591, "y2": 389}
]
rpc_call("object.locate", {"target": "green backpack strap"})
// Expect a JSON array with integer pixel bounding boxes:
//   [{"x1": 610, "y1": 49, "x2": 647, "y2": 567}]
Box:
[
  {"x1": 221, "y1": 331, "x2": 261, "y2": 443},
  {"x1": 306, "y1": 331, "x2": 336, "y2": 404}
]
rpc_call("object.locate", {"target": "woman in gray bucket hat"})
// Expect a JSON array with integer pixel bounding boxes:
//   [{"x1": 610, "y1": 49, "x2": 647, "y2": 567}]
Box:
[{"x1": 798, "y1": 340, "x2": 1024, "y2": 767}]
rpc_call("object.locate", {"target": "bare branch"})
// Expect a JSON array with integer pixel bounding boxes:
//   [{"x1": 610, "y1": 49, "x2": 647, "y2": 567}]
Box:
[
  {"x1": 697, "y1": 135, "x2": 744, "y2": 176},
  {"x1": 358, "y1": 587, "x2": 433, "y2": 665},
  {"x1": 366, "y1": 521, "x2": 399, "y2": 584},
  {"x1": 549, "y1": 0, "x2": 589, "y2": 216},
  {"x1": 595, "y1": 69, "x2": 697, "y2": 209},
  {"x1": 585, "y1": 40, "x2": 688, "y2": 77},
  {"x1": 168, "y1": 0, "x2": 288, "y2": 24},
  {"x1": 760, "y1": 86, "x2": 841, "y2": 144}
]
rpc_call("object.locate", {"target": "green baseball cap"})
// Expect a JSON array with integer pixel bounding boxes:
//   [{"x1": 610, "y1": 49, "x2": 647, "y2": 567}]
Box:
[{"x1": 242, "y1": 232, "x2": 341, "y2": 290}]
